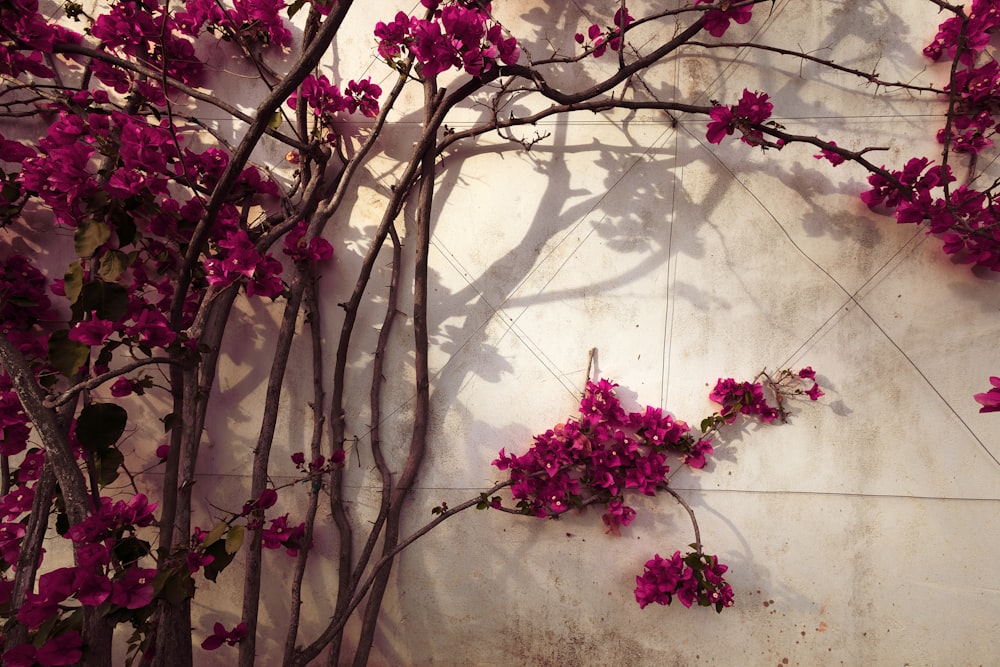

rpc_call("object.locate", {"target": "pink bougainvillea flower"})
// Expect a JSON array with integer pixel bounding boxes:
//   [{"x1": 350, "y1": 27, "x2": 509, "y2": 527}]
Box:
[
  {"x1": 705, "y1": 104, "x2": 734, "y2": 144},
  {"x1": 805, "y1": 383, "x2": 824, "y2": 401},
  {"x1": 733, "y1": 89, "x2": 772, "y2": 124},
  {"x1": 75, "y1": 569, "x2": 112, "y2": 606},
  {"x1": 186, "y1": 550, "x2": 215, "y2": 573},
  {"x1": 0, "y1": 133, "x2": 36, "y2": 163},
  {"x1": 602, "y1": 498, "x2": 636, "y2": 535},
  {"x1": 201, "y1": 621, "x2": 248, "y2": 650},
  {"x1": 373, "y1": 3, "x2": 517, "y2": 77},
  {"x1": 0, "y1": 484, "x2": 35, "y2": 520},
  {"x1": 706, "y1": 90, "x2": 773, "y2": 146},
  {"x1": 257, "y1": 488, "x2": 278, "y2": 509},
  {"x1": 283, "y1": 221, "x2": 334, "y2": 263},
  {"x1": 684, "y1": 438, "x2": 715, "y2": 469},
  {"x1": 110, "y1": 377, "x2": 134, "y2": 397},
  {"x1": 2, "y1": 643, "x2": 38, "y2": 667},
  {"x1": 17, "y1": 567, "x2": 76, "y2": 627},
  {"x1": 126, "y1": 307, "x2": 176, "y2": 348},
  {"x1": 346, "y1": 77, "x2": 382, "y2": 118},
  {"x1": 34, "y1": 630, "x2": 84, "y2": 666},
  {"x1": 110, "y1": 567, "x2": 158, "y2": 609},
  {"x1": 974, "y1": 376, "x2": 1000, "y2": 413},
  {"x1": 814, "y1": 142, "x2": 846, "y2": 166},
  {"x1": 709, "y1": 377, "x2": 779, "y2": 423},
  {"x1": 634, "y1": 550, "x2": 733, "y2": 611},
  {"x1": 634, "y1": 551, "x2": 689, "y2": 608},
  {"x1": 68, "y1": 316, "x2": 116, "y2": 346},
  {"x1": 695, "y1": 0, "x2": 753, "y2": 38}
]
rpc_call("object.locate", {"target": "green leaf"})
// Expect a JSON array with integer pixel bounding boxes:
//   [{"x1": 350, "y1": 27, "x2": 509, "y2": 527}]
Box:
[
  {"x1": 76, "y1": 402, "x2": 128, "y2": 451},
  {"x1": 63, "y1": 262, "x2": 84, "y2": 305},
  {"x1": 95, "y1": 446, "x2": 124, "y2": 486},
  {"x1": 1, "y1": 181, "x2": 20, "y2": 201},
  {"x1": 225, "y1": 525, "x2": 245, "y2": 555},
  {"x1": 161, "y1": 412, "x2": 181, "y2": 433},
  {"x1": 47, "y1": 329, "x2": 89, "y2": 377},
  {"x1": 74, "y1": 220, "x2": 111, "y2": 258},
  {"x1": 97, "y1": 250, "x2": 131, "y2": 282},
  {"x1": 32, "y1": 612, "x2": 60, "y2": 646},
  {"x1": 109, "y1": 205, "x2": 138, "y2": 245},
  {"x1": 95, "y1": 341, "x2": 118, "y2": 371},
  {"x1": 267, "y1": 110, "x2": 282, "y2": 130},
  {"x1": 55, "y1": 511, "x2": 69, "y2": 536},
  {"x1": 113, "y1": 535, "x2": 151, "y2": 564},
  {"x1": 202, "y1": 539, "x2": 236, "y2": 583},
  {"x1": 203, "y1": 521, "x2": 228, "y2": 547},
  {"x1": 286, "y1": 0, "x2": 306, "y2": 18},
  {"x1": 71, "y1": 280, "x2": 129, "y2": 323}
]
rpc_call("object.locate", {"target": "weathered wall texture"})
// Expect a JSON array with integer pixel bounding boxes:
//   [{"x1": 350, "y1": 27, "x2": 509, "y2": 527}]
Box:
[{"x1": 145, "y1": 0, "x2": 1000, "y2": 664}]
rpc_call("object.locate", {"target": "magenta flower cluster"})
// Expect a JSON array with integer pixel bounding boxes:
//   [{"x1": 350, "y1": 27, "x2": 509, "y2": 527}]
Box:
[
  {"x1": 923, "y1": 6, "x2": 1000, "y2": 155},
  {"x1": 374, "y1": 0, "x2": 520, "y2": 78},
  {"x1": 710, "y1": 367, "x2": 823, "y2": 424},
  {"x1": 574, "y1": 7, "x2": 633, "y2": 58},
  {"x1": 634, "y1": 550, "x2": 734, "y2": 612},
  {"x1": 0, "y1": 30, "x2": 375, "y2": 638},
  {"x1": 923, "y1": 0, "x2": 1000, "y2": 66},
  {"x1": 0, "y1": 492, "x2": 159, "y2": 663},
  {"x1": 706, "y1": 89, "x2": 777, "y2": 147},
  {"x1": 174, "y1": 0, "x2": 292, "y2": 49},
  {"x1": 695, "y1": 0, "x2": 754, "y2": 38},
  {"x1": 859, "y1": 155, "x2": 1000, "y2": 270},
  {"x1": 287, "y1": 75, "x2": 382, "y2": 139},
  {"x1": 855, "y1": 3, "x2": 1000, "y2": 272},
  {"x1": 494, "y1": 369, "x2": 821, "y2": 611},
  {"x1": 493, "y1": 378, "x2": 713, "y2": 533}
]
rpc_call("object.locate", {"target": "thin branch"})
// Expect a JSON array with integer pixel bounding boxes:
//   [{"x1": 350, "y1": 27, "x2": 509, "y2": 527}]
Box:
[
  {"x1": 43, "y1": 356, "x2": 181, "y2": 408},
  {"x1": 282, "y1": 268, "x2": 327, "y2": 666},
  {"x1": 661, "y1": 486, "x2": 702, "y2": 554},
  {"x1": 292, "y1": 477, "x2": 516, "y2": 666}
]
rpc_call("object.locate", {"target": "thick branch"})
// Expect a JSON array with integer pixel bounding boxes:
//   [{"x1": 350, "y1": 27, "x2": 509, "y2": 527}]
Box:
[
  {"x1": 0, "y1": 336, "x2": 89, "y2": 524},
  {"x1": 283, "y1": 269, "x2": 327, "y2": 666}
]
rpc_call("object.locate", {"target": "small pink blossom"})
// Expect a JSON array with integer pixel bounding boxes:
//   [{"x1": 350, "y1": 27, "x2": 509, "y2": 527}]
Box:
[
  {"x1": 35, "y1": 630, "x2": 84, "y2": 666},
  {"x1": 814, "y1": 142, "x2": 846, "y2": 166},
  {"x1": 109, "y1": 567, "x2": 157, "y2": 609},
  {"x1": 974, "y1": 376, "x2": 1000, "y2": 413},
  {"x1": 684, "y1": 439, "x2": 715, "y2": 469},
  {"x1": 201, "y1": 621, "x2": 248, "y2": 650},
  {"x1": 695, "y1": 0, "x2": 753, "y2": 38},
  {"x1": 68, "y1": 316, "x2": 116, "y2": 346},
  {"x1": 705, "y1": 105, "x2": 734, "y2": 144},
  {"x1": 110, "y1": 377, "x2": 134, "y2": 397}
]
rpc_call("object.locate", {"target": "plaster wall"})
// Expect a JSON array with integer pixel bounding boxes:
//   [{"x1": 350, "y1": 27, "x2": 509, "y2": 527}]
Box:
[{"x1": 88, "y1": 0, "x2": 1000, "y2": 665}]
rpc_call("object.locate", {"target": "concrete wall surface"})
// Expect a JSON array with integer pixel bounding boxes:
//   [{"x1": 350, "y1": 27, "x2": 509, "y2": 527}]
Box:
[{"x1": 57, "y1": 0, "x2": 999, "y2": 665}]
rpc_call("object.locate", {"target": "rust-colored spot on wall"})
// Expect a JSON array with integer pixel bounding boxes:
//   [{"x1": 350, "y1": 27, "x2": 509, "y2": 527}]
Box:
[{"x1": 816, "y1": 621, "x2": 828, "y2": 633}]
